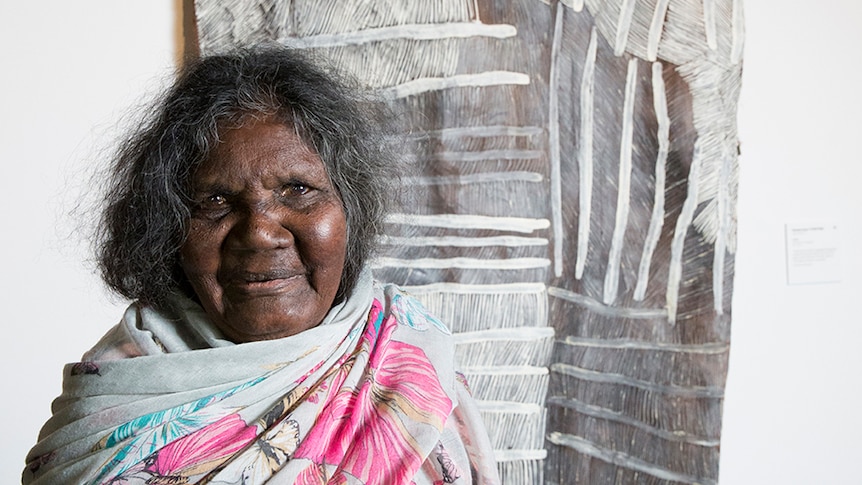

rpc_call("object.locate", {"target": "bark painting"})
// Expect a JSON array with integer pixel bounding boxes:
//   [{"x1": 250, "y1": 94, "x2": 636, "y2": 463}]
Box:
[{"x1": 192, "y1": 1, "x2": 743, "y2": 483}]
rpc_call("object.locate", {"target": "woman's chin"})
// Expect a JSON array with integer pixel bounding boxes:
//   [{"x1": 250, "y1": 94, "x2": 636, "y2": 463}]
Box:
[{"x1": 216, "y1": 293, "x2": 329, "y2": 343}]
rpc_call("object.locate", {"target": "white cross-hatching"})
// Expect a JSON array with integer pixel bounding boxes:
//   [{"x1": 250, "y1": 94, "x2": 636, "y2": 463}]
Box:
[
  {"x1": 193, "y1": 0, "x2": 744, "y2": 482},
  {"x1": 402, "y1": 282, "x2": 549, "y2": 331},
  {"x1": 634, "y1": 62, "x2": 670, "y2": 301},
  {"x1": 379, "y1": 235, "x2": 549, "y2": 248},
  {"x1": 372, "y1": 257, "x2": 551, "y2": 270},
  {"x1": 667, "y1": 139, "x2": 703, "y2": 324},
  {"x1": 405, "y1": 171, "x2": 544, "y2": 186},
  {"x1": 386, "y1": 213, "x2": 550, "y2": 233},
  {"x1": 493, "y1": 449, "x2": 548, "y2": 462},
  {"x1": 549, "y1": 286, "x2": 668, "y2": 319},
  {"x1": 547, "y1": 395, "x2": 721, "y2": 446},
  {"x1": 433, "y1": 149, "x2": 543, "y2": 162},
  {"x1": 282, "y1": 22, "x2": 517, "y2": 48},
  {"x1": 713, "y1": 142, "x2": 733, "y2": 315},
  {"x1": 455, "y1": 326, "x2": 555, "y2": 344},
  {"x1": 477, "y1": 401, "x2": 547, "y2": 450},
  {"x1": 547, "y1": 432, "x2": 718, "y2": 485},
  {"x1": 465, "y1": 366, "x2": 549, "y2": 404},
  {"x1": 602, "y1": 58, "x2": 638, "y2": 305},
  {"x1": 575, "y1": 28, "x2": 599, "y2": 280},
  {"x1": 646, "y1": 0, "x2": 671, "y2": 61},
  {"x1": 384, "y1": 71, "x2": 530, "y2": 99},
  {"x1": 419, "y1": 125, "x2": 543, "y2": 138},
  {"x1": 551, "y1": 363, "x2": 724, "y2": 398},
  {"x1": 549, "y1": 4, "x2": 565, "y2": 278},
  {"x1": 614, "y1": 0, "x2": 639, "y2": 56},
  {"x1": 561, "y1": 0, "x2": 585, "y2": 11},
  {"x1": 559, "y1": 336, "x2": 729, "y2": 354},
  {"x1": 731, "y1": 0, "x2": 745, "y2": 65},
  {"x1": 703, "y1": 0, "x2": 718, "y2": 50}
]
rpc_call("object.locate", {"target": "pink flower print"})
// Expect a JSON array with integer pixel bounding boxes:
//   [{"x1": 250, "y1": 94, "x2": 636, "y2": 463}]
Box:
[
  {"x1": 295, "y1": 301, "x2": 453, "y2": 484},
  {"x1": 147, "y1": 413, "x2": 258, "y2": 478},
  {"x1": 295, "y1": 463, "x2": 348, "y2": 485},
  {"x1": 295, "y1": 463, "x2": 327, "y2": 485}
]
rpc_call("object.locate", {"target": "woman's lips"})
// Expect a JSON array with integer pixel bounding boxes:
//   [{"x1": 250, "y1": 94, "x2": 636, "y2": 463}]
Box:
[{"x1": 225, "y1": 269, "x2": 304, "y2": 296}]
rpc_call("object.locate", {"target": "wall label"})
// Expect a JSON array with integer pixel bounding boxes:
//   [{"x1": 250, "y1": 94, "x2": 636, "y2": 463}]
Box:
[{"x1": 785, "y1": 222, "x2": 841, "y2": 285}]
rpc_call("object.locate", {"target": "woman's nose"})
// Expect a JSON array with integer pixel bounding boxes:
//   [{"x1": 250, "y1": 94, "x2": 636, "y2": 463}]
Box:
[{"x1": 227, "y1": 204, "x2": 293, "y2": 251}]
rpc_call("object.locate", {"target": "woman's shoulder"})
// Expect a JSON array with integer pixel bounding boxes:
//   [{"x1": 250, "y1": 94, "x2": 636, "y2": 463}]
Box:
[
  {"x1": 80, "y1": 303, "x2": 151, "y2": 362},
  {"x1": 82, "y1": 295, "x2": 232, "y2": 362}
]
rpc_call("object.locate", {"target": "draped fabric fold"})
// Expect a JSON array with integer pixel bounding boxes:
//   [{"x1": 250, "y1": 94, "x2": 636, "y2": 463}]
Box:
[{"x1": 24, "y1": 272, "x2": 500, "y2": 484}]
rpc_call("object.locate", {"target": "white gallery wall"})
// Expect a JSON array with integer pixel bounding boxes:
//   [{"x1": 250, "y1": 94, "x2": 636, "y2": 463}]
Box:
[
  {"x1": 0, "y1": 1, "x2": 859, "y2": 483},
  {"x1": 0, "y1": 1, "x2": 178, "y2": 482},
  {"x1": 719, "y1": 1, "x2": 862, "y2": 484}
]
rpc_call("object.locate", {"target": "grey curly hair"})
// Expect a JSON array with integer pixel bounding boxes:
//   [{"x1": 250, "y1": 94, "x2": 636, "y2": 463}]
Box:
[{"x1": 97, "y1": 45, "x2": 399, "y2": 308}]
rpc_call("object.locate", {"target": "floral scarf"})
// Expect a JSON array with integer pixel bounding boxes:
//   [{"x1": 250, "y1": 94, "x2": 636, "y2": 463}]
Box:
[{"x1": 23, "y1": 272, "x2": 500, "y2": 484}]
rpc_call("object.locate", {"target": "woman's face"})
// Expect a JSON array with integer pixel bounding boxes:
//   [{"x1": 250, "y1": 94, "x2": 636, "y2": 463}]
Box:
[{"x1": 180, "y1": 118, "x2": 347, "y2": 343}]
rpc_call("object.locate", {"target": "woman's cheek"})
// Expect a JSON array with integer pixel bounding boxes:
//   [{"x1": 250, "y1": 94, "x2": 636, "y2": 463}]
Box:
[{"x1": 179, "y1": 224, "x2": 225, "y2": 300}]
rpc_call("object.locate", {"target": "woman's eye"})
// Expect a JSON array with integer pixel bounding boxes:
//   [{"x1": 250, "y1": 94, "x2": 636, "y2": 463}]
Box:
[
  {"x1": 207, "y1": 194, "x2": 227, "y2": 205},
  {"x1": 192, "y1": 194, "x2": 231, "y2": 219},
  {"x1": 280, "y1": 184, "x2": 311, "y2": 197}
]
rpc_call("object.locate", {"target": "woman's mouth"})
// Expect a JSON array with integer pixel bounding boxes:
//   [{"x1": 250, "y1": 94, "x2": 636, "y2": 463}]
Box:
[{"x1": 227, "y1": 270, "x2": 304, "y2": 295}]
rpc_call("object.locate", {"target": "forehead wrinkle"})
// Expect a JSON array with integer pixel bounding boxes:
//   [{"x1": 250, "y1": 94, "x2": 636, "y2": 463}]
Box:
[
  {"x1": 195, "y1": 125, "x2": 328, "y2": 193},
  {"x1": 225, "y1": 120, "x2": 319, "y2": 161}
]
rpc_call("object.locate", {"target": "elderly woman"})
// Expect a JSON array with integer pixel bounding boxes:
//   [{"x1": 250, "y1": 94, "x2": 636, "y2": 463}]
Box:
[{"x1": 24, "y1": 47, "x2": 499, "y2": 485}]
